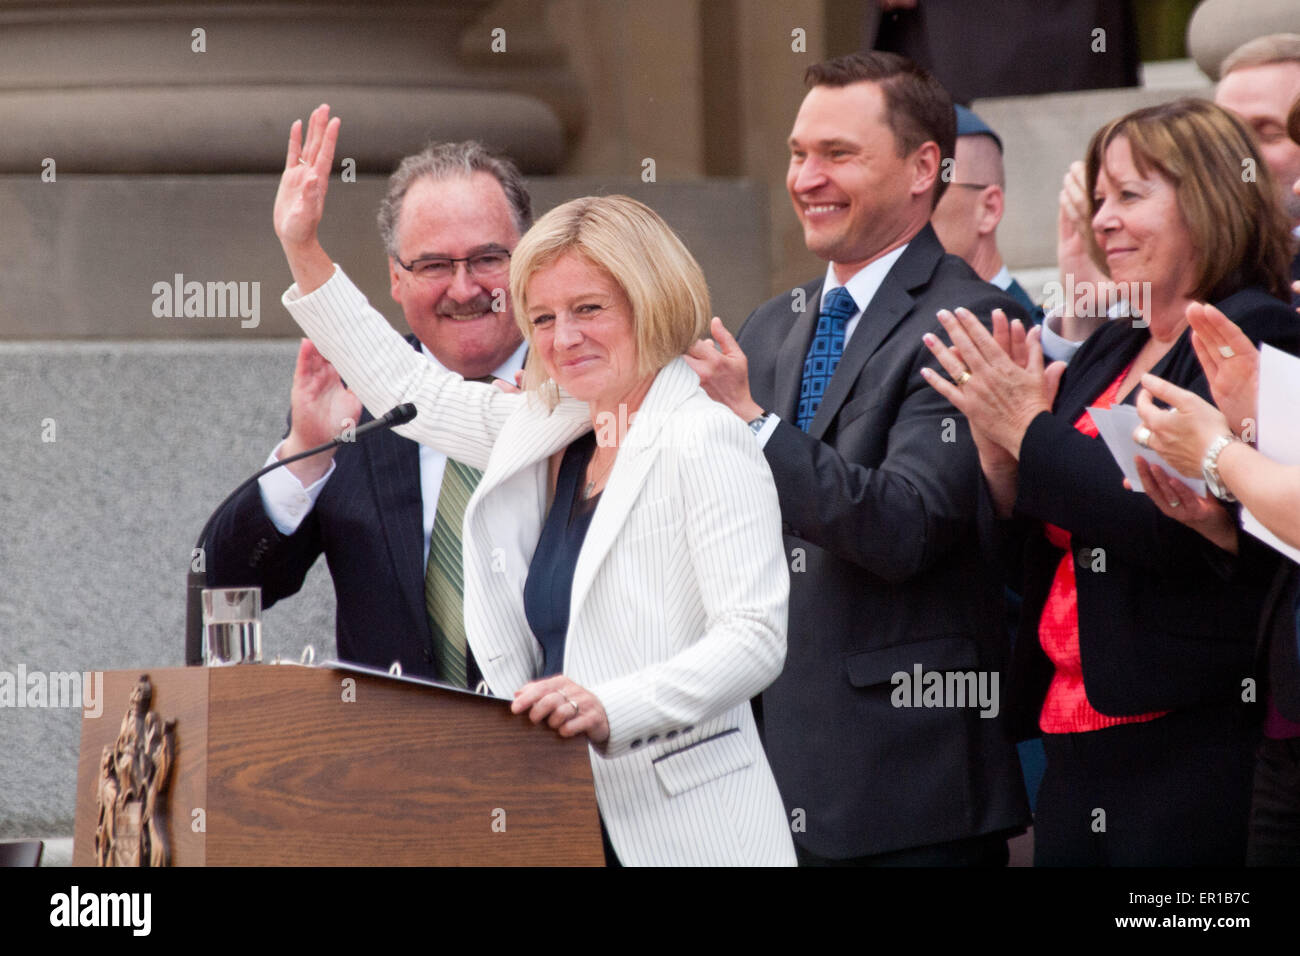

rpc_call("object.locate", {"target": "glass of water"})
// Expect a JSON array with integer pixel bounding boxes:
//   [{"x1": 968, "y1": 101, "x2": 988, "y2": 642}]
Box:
[{"x1": 202, "y1": 587, "x2": 262, "y2": 665}]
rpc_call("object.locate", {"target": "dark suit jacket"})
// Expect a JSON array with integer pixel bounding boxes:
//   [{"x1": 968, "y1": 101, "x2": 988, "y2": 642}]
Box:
[
  {"x1": 997, "y1": 287, "x2": 1300, "y2": 739},
  {"x1": 206, "y1": 336, "x2": 439, "y2": 679},
  {"x1": 739, "y1": 224, "x2": 1031, "y2": 859}
]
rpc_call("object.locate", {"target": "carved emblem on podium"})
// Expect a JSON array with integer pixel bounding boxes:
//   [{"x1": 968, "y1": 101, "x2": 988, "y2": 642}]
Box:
[{"x1": 95, "y1": 674, "x2": 175, "y2": 866}]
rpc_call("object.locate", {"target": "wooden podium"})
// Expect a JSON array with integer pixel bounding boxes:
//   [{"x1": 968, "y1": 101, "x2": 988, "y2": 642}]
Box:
[{"x1": 73, "y1": 666, "x2": 604, "y2": 866}]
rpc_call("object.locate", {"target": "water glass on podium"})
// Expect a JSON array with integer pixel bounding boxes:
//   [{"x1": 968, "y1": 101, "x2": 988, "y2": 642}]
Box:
[{"x1": 202, "y1": 587, "x2": 262, "y2": 665}]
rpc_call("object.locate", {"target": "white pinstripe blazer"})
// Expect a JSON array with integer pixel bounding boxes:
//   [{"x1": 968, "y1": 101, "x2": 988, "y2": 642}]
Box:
[{"x1": 284, "y1": 268, "x2": 796, "y2": 866}]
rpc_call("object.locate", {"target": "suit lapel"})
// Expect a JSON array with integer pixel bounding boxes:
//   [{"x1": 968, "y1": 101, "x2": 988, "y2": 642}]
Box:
[
  {"x1": 774, "y1": 279, "x2": 822, "y2": 421},
  {"x1": 473, "y1": 393, "x2": 591, "y2": 501},
  {"x1": 807, "y1": 228, "x2": 942, "y2": 440},
  {"x1": 364, "y1": 422, "x2": 427, "y2": 629},
  {"x1": 363, "y1": 334, "x2": 429, "y2": 634},
  {"x1": 567, "y1": 358, "x2": 698, "y2": 630},
  {"x1": 807, "y1": 276, "x2": 912, "y2": 439}
]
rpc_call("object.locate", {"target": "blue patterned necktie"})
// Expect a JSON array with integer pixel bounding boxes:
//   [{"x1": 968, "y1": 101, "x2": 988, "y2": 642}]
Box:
[{"x1": 797, "y1": 286, "x2": 857, "y2": 431}]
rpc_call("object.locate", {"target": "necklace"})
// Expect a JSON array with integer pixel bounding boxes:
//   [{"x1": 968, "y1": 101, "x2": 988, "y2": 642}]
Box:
[{"x1": 583, "y1": 446, "x2": 616, "y2": 499}]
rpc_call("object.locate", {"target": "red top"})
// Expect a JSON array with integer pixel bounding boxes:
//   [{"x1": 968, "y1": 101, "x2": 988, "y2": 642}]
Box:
[{"x1": 1038, "y1": 364, "x2": 1168, "y2": 734}]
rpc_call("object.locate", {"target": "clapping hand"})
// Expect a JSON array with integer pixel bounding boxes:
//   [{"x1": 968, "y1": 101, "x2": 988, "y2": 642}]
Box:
[
  {"x1": 279, "y1": 339, "x2": 363, "y2": 484},
  {"x1": 921, "y1": 307, "x2": 1066, "y2": 459},
  {"x1": 1186, "y1": 302, "x2": 1259, "y2": 439}
]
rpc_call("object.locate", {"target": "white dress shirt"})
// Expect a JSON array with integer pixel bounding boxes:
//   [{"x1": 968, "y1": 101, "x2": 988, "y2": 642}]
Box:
[{"x1": 258, "y1": 340, "x2": 527, "y2": 563}]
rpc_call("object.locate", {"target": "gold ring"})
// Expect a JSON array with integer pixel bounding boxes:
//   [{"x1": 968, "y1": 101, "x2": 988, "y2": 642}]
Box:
[{"x1": 954, "y1": 370, "x2": 972, "y2": 387}]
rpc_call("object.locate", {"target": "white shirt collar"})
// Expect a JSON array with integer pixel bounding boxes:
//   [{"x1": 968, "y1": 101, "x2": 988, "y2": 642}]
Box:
[
  {"x1": 822, "y1": 244, "x2": 909, "y2": 317},
  {"x1": 989, "y1": 265, "x2": 1013, "y2": 291}
]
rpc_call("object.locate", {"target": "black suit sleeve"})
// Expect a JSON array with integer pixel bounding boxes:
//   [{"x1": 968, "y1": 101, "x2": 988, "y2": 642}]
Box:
[
  {"x1": 762, "y1": 360, "x2": 975, "y2": 582},
  {"x1": 759, "y1": 290, "x2": 1019, "y2": 582},
  {"x1": 203, "y1": 460, "x2": 326, "y2": 608},
  {"x1": 1015, "y1": 410, "x2": 1223, "y2": 576}
]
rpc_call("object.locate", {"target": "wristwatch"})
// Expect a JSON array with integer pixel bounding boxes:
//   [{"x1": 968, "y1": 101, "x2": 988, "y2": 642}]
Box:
[
  {"x1": 1201, "y1": 433, "x2": 1239, "y2": 503},
  {"x1": 747, "y1": 410, "x2": 771, "y2": 436}
]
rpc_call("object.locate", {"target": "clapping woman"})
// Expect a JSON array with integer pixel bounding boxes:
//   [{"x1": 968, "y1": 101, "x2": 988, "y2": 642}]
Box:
[
  {"x1": 1131, "y1": 95, "x2": 1300, "y2": 865},
  {"x1": 920, "y1": 99, "x2": 1300, "y2": 864}
]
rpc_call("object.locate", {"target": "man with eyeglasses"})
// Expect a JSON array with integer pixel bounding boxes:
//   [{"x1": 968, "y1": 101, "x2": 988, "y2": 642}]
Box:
[
  {"x1": 203, "y1": 140, "x2": 530, "y2": 685},
  {"x1": 930, "y1": 106, "x2": 1040, "y2": 320}
]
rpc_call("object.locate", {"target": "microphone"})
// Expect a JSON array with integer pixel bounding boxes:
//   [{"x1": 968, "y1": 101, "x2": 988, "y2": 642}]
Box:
[{"x1": 184, "y1": 404, "x2": 418, "y2": 665}]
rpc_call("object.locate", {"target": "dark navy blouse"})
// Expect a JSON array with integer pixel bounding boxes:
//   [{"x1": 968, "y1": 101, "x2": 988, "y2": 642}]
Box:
[{"x1": 523, "y1": 431, "x2": 602, "y2": 676}]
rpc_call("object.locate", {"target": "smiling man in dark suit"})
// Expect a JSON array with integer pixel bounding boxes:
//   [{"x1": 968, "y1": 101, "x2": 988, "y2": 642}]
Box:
[
  {"x1": 687, "y1": 51, "x2": 1029, "y2": 865},
  {"x1": 203, "y1": 141, "x2": 530, "y2": 684}
]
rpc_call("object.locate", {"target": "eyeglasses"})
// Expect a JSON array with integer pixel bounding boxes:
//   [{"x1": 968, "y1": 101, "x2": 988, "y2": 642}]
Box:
[{"x1": 395, "y1": 250, "x2": 511, "y2": 281}]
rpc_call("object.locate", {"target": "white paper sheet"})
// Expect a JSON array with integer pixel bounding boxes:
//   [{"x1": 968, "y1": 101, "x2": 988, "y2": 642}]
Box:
[
  {"x1": 1242, "y1": 345, "x2": 1300, "y2": 563},
  {"x1": 1088, "y1": 402, "x2": 1207, "y2": 496}
]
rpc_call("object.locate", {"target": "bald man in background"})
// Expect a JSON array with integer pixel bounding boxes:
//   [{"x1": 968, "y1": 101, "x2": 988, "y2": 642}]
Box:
[{"x1": 931, "y1": 105, "x2": 1040, "y2": 319}]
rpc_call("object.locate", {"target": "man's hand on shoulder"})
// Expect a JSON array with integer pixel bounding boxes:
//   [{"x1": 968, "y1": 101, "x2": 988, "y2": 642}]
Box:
[{"x1": 685, "y1": 317, "x2": 764, "y2": 423}]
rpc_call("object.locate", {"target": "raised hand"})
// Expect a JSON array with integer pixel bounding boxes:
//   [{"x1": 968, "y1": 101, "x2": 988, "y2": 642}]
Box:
[
  {"x1": 273, "y1": 104, "x2": 341, "y2": 294},
  {"x1": 1056, "y1": 161, "x2": 1112, "y2": 341},
  {"x1": 1186, "y1": 302, "x2": 1259, "y2": 438},
  {"x1": 279, "y1": 339, "x2": 363, "y2": 485}
]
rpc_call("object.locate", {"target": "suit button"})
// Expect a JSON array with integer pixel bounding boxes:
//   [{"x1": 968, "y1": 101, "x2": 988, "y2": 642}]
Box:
[
  {"x1": 647, "y1": 734, "x2": 659, "y2": 744},
  {"x1": 630, "y1": 738, "x2": 643, "y2": 749}
]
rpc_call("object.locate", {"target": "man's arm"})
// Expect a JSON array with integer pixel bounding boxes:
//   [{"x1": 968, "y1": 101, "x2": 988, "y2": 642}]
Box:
[
  {"x1": 203, "y1": 475, "x2": 327, "y2": 606},
  {"x1": 203, "y1": 335, "x2": 361, "y2": 601},
  {"x1": 757, "y1": 352, "x2": 977, "y2": 581},
  {"x1": 689, "y1": 295, "x2": 1008, "y2": 581}
]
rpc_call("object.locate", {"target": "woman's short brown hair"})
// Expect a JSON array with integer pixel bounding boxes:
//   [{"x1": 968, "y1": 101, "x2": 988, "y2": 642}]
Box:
[
  {"x1": 508, "y1": 195, "x2": 711, "y2": 404},
  {"x1": 1084, "y1": 97, "x2": 1292, "y2": 302}
]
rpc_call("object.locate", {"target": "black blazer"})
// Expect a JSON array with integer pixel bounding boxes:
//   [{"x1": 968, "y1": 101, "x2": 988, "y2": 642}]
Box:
[
  {"x1": 1000, "y1": 286, "x2": 1300, "y2": 739},
  {"x1": 205, "y1": 336, "x2": 438, "y2": 678},
  {"x1": 739, "y1": 224, "x2": 1032, "y2": 859}
]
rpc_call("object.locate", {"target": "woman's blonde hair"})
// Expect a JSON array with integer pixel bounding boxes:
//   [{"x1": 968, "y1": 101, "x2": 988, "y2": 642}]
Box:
[
  {"x1": 1084, "y1": 97, "x2": 1292, "y2": 302},
  {"x1": 508, "y1": 195, "x2": 711, "y2": 404}
]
